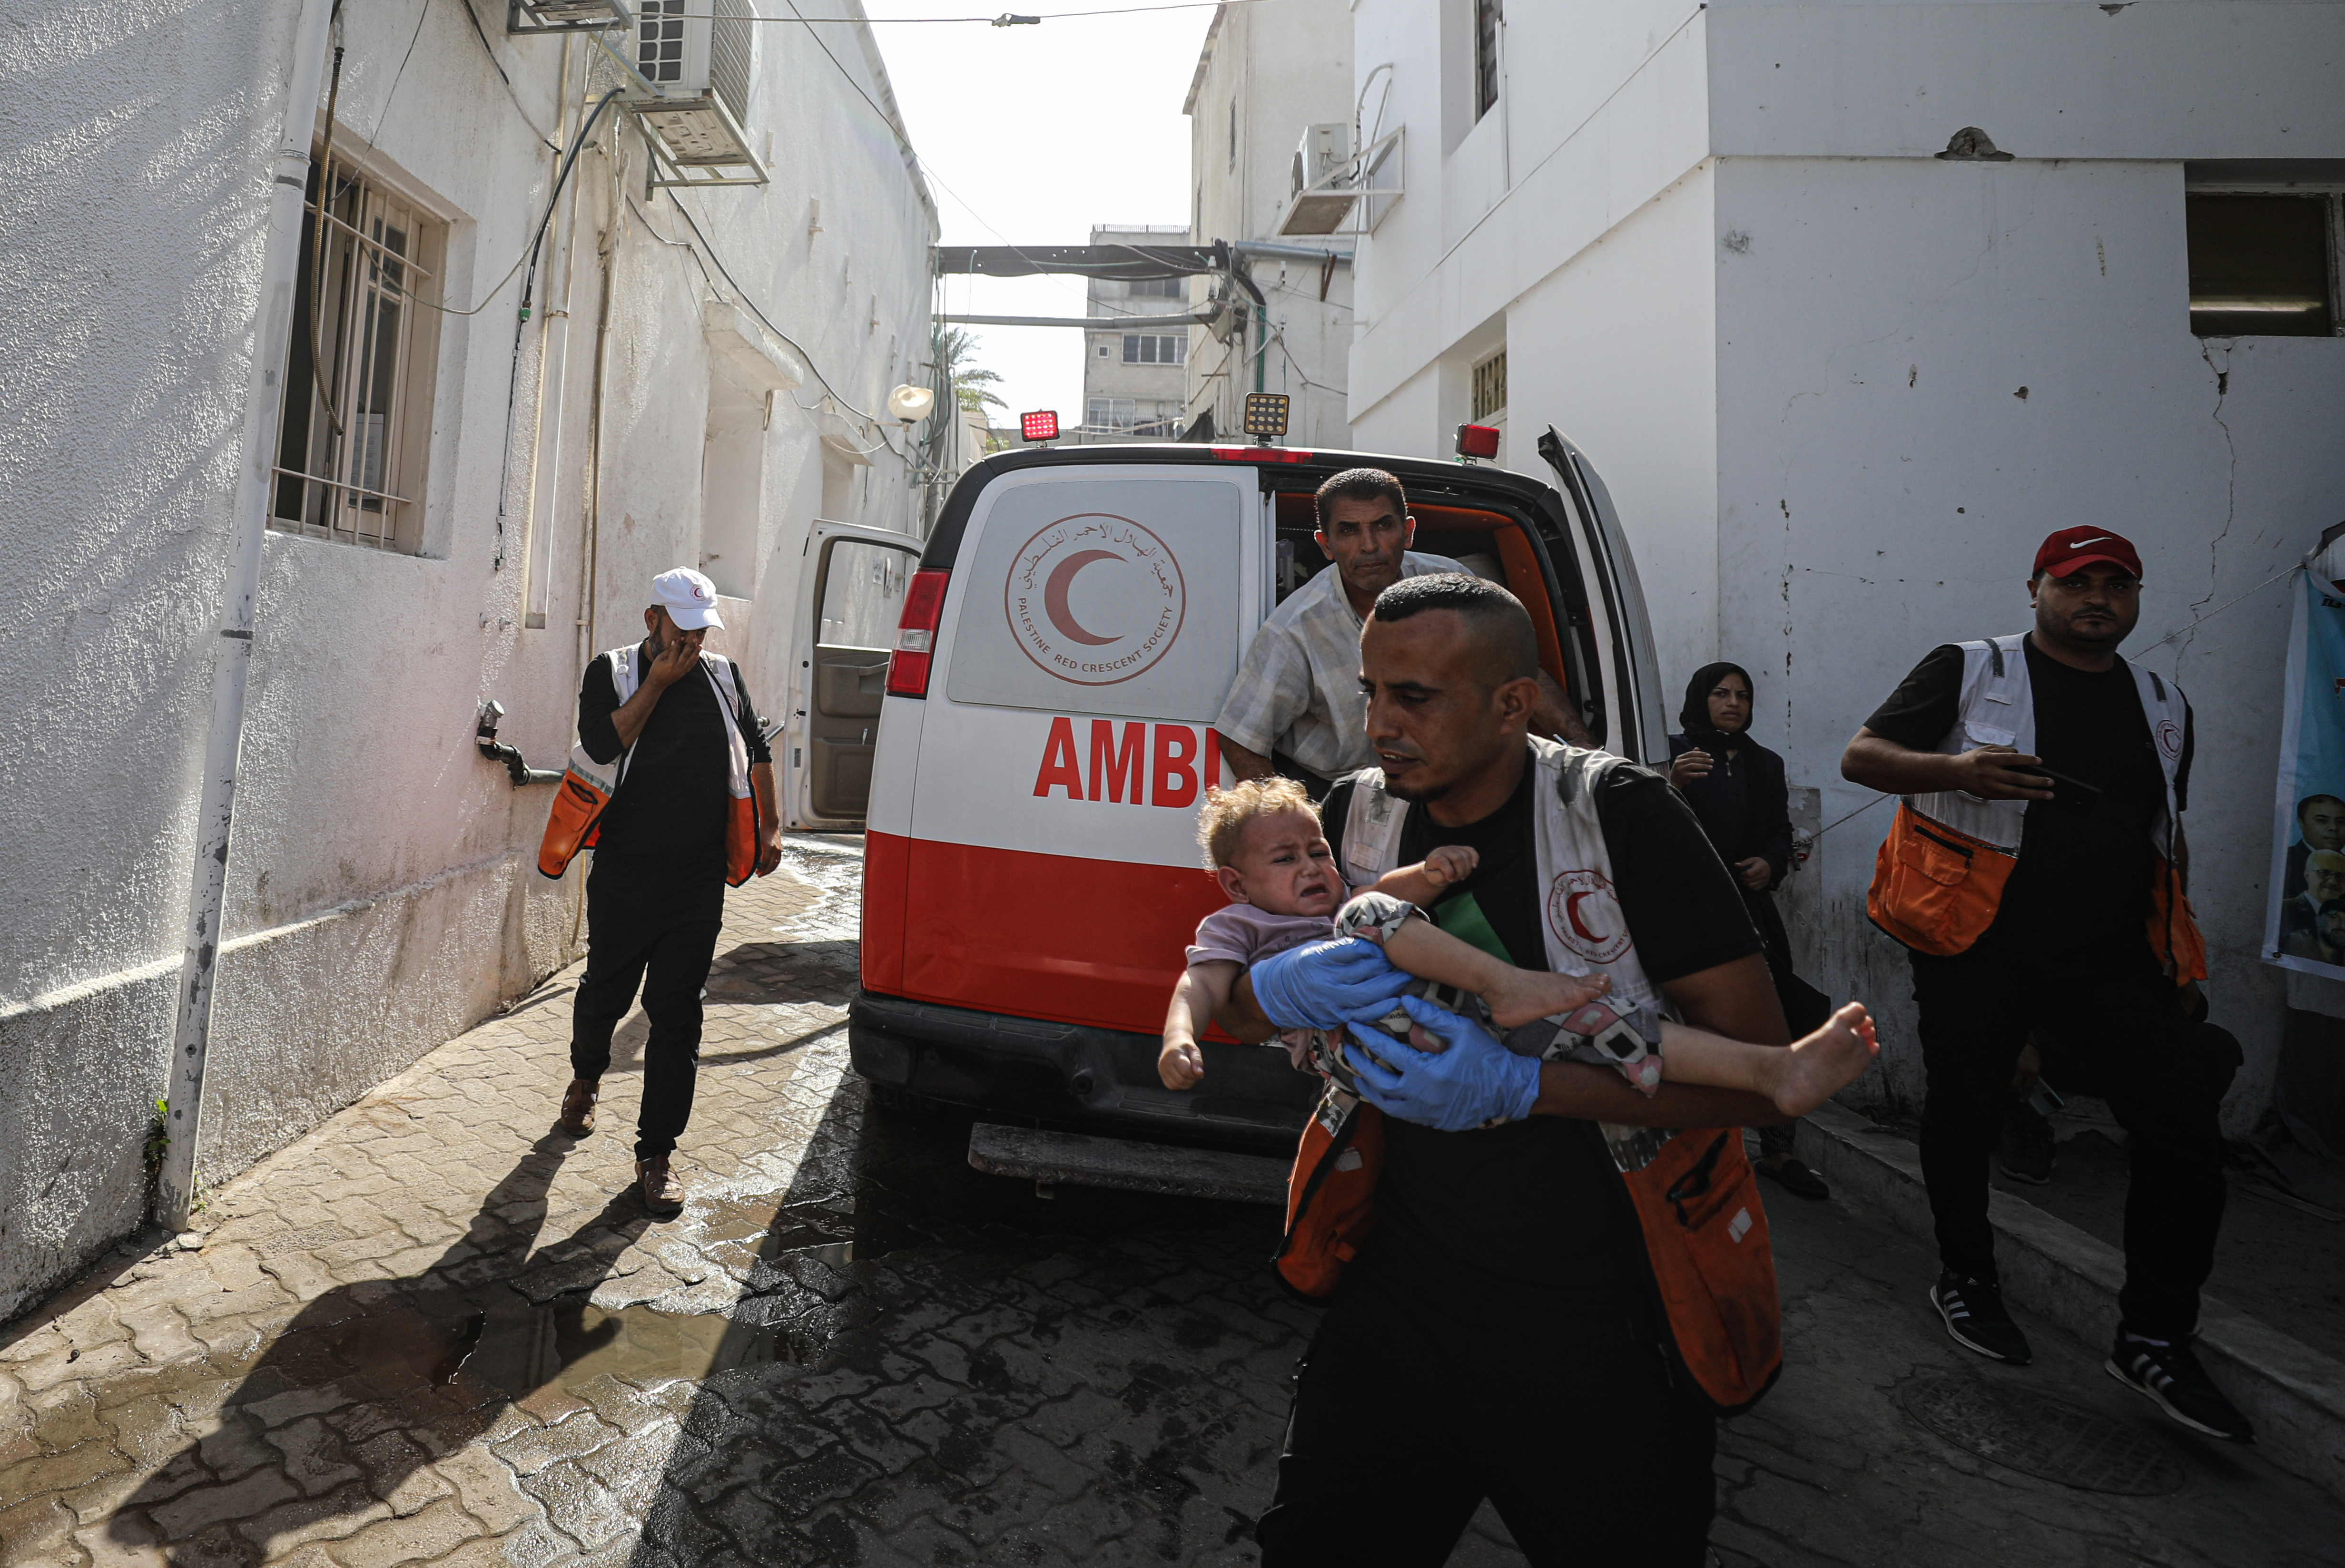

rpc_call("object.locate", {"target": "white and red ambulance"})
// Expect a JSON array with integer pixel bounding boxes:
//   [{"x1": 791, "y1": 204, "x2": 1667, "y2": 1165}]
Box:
[{"x1": 808, "y1": 433, "x2": 1668, "y2": 1152}]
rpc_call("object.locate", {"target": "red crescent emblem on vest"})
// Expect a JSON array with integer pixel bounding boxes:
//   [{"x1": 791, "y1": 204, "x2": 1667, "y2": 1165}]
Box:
[
  {"x1": 1547, "y1": 869, "x2": 1632, "y2": 963},
  {"x1": 2155, "y1": 718, "x2": 2182, "y2": 761}
]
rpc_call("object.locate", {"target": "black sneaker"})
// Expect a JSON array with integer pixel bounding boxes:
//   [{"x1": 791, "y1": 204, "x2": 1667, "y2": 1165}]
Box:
[
  {"x1": 1931, "y1": 1272, "x2": 2032, "y2": 1365},
  {"x1": 2106, "y1": 1333, "x2": 2255, "y2": 1442},
  {"x1": 2000, "y1": 1107, "x2": 2055, "y2": 1186}
]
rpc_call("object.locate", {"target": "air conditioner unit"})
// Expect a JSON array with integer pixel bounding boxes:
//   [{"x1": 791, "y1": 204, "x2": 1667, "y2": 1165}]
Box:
[
  {"x1": 1284, "y1": 123, "x2": 1353, "y2": 235},
  {"x1": 616, "y1": 0, "x2": 766, "y2": 186},
  {"x1": 507, "y1": 0, "x2": 630, "y2": 37}
]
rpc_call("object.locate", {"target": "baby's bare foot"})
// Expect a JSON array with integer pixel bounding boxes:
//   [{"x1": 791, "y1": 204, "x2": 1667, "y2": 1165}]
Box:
[
  {"x1": 1772, "y1": 1002, "x2": 1879, "y2": 1116},
  {"x1": 1483, "y1": 970, "x2": 1612, "y2": 1030}
]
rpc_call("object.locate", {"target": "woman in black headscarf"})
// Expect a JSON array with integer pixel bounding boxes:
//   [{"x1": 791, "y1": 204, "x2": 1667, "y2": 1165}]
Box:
[{"x1": 1667, "y1": 662, "x2": 1831, "y2": 1198}]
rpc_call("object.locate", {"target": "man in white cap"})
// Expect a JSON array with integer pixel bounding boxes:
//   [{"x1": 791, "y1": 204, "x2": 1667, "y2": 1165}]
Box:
[{"x1": 557, "y1": 568, "x2": 781, "y2": 1215}]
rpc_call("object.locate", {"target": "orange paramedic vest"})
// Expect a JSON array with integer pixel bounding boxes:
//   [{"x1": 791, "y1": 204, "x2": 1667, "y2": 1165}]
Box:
[
  {"x1": 1866, "y1": 634, "x2": 2204, "y2": 980},
  {"x1": 1272, "y1": 741, "x2": 1784, "y2": 1415},
  {"x1": 538, "y1": 647, "x2": 763, "y2": 888}
]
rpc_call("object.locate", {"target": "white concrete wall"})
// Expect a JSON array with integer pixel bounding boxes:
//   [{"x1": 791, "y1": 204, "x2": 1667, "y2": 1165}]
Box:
[
  {"x1": 0, "y1": 0, "x2": 935, "y2": 1318},
  {"x1": 1183, "y1": 0, "x2": 1355, "y2": 447},
  {"x1": 1721, "y1": 156, "x2": 2345, "y2": 1133}
]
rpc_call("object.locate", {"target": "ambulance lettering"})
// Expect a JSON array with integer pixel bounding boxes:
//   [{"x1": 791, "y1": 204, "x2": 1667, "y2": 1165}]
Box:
[{"x1": 1033, "y1": 720, "x2": 1223, "y2": 806}]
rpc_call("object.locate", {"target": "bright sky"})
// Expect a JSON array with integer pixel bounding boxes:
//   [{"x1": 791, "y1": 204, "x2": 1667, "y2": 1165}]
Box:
[{"x1": 862, "y1": 0, "x2": 1212, "y2": 425}]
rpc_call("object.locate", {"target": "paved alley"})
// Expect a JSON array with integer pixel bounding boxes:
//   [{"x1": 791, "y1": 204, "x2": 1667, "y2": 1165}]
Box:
[{"x1": 3, "y1": 842, "x2": 2342, "y2": 1567}]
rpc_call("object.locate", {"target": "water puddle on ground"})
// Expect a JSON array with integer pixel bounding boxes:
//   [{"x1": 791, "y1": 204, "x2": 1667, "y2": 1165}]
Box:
[{"x1": 688, "y1": 1195, "x2": 910, "y2": 1274}]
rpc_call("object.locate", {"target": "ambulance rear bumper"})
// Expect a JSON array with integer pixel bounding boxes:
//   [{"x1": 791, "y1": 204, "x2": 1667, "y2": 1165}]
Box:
[{"x1": 848, "y1": 989, "x2": 1316, "y2": 1153}]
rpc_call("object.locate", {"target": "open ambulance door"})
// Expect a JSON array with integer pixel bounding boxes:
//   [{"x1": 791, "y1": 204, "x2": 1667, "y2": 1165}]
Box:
[
  {"x1": 786, "y1": 520, "x2": 925, "y2": 829},
  {"x1": 1535, "y1": 426, "x2": 1672, "y2": 766}
]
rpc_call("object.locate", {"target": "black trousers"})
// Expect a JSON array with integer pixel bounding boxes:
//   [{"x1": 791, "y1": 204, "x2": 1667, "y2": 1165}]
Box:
[
  {"x1": 570, "y1": 861, "x2": 724, "y2": 1162},
  {"x1": 1257, "y1": 1261, "x2": 1715, "y2": 1567},
  {"x1": 1910, "y1": 935, "x2": 2232, "y2": 1338}
]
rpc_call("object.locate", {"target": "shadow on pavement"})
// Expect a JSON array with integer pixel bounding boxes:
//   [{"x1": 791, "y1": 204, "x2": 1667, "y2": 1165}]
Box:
[{"x1": 105, "y1": 1134, "x2": 659, "y2": 1563}]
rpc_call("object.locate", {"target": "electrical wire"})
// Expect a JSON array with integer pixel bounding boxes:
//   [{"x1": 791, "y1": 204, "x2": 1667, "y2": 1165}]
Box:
[
  {"x1": 408, "y1": 91, "x2": 617, "y2": 316},
  {"x1": 660, "y1": 190, "x2": 912, "y2": 462},
  {"x1": 753, "y1": 0, "x2": 1278, "y2": 20},
  {"x1": 457, "y1": 0, "x2": 562, "y2": 149}
]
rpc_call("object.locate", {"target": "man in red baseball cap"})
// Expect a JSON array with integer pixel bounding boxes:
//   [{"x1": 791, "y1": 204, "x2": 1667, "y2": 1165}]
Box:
[{"x1": 1840, "y1": 528, "x2": 2252, "y2": 1442}]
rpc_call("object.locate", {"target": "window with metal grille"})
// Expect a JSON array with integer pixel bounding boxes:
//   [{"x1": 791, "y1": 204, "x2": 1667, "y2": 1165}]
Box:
[
  {"x1": 2187, "y1": 191, "x2": 2338, "y2": 337},
  {"x1": 1475, "y1": 0, "x2": 1502, "y2": 120},
  {"x1": 1122, "y1": 334, "x2": 1186, "y2": 365},
  {"x1": 1471, "y1": 349, "x2": 1506, "y2": 420},
  {"x1": 271, "y1": 153, "x2": 441, "y2": 552}
]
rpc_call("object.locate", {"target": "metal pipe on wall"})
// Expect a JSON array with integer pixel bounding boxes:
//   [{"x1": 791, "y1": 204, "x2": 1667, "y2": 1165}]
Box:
[
  {"x1": 158, "y1": 0, "x2": 340, "y2": 1233},
  {"x1": 523, "y1": 37, "x2": 584, "y2": 631}
]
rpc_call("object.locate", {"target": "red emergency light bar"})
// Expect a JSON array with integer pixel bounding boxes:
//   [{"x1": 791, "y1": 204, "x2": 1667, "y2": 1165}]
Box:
[
  {"x1": 1208, "y1": 445, "x2": 1316, "y2": 464},
  {"x1": 886, "y1": 568, "x2": 951, "y2": 697},
  {"x1": 1455, "y1": 423, "x2": 1502, "y2": 461},
  {"x1": 1020, "y1": 410, "x2": 1059, "y2": 443}
]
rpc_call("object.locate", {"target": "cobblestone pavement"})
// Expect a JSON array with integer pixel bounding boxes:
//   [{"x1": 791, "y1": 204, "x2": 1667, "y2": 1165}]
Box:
[{"x1": 4, "y1": 840, "x2": 2343, "y2": 1566}]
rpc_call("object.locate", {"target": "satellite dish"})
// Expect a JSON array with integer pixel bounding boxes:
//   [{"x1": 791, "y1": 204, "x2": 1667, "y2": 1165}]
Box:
[{"x1": 887, "y1": 384, "x2": 936, "y2": 423}]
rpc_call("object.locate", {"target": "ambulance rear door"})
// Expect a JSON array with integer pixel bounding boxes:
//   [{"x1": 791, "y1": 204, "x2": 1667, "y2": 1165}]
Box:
[
  {"x1": 898, "y1": 461, "x2": 1267, "y2": 1038},
  {"x1": 785, "y1": 519, "x2": 925, "y2": 829},
  {"x1": 1534, "y1": 428, "x2": 1671, "y2": 764}
]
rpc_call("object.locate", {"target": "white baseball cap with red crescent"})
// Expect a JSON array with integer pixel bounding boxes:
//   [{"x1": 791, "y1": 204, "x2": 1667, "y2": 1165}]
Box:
[{"x1": 651, "y1": 567, "x2": 725, "y2": 631}]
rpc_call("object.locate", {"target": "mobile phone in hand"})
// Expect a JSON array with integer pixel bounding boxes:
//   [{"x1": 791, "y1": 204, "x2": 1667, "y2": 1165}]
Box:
[{"x1": 2018, "y1": 764, "x2": 2103, "y2": 814}]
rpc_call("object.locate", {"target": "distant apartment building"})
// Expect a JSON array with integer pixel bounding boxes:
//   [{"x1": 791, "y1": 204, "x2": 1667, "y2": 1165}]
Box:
[
  {"x1": 1183, "y1": 0, "x2": 1355, "y2": 447},
  {"x1": 1081, "y1": 224, "x2": 1193, "y2": 441}
]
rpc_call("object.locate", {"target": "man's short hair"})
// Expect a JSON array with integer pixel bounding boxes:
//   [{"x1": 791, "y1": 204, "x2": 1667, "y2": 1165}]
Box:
[
  {"x1": 2299, "y1": 794, "x2": 2345, "y2": 823},
  {"x1": 1369, "y1": 573, "x2": 1540, "y2": 687},
  {"x1": 1315, "y1": 467, "x2": 1407, "y2": 529}
]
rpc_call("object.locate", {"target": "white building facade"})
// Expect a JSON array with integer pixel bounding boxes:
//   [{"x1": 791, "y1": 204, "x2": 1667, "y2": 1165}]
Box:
[
  {"x1": 1183, "y1": 0, "x2": 1356, "y2": 448},
  {"x1": 1344, "y1": 0, "x2": 2345, "y2": 1131},
  {"x1": 0, "y1": 0, "x2": 945, "y2": 1313},
  {"x1": 1082, "y1": 224, "x2": 1193, "y2": 441}
]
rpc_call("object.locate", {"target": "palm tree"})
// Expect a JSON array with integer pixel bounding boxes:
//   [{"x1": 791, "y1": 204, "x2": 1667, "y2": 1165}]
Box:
[{"x1": 937, "y1": 326, "x2": 1006, "y2": 416}]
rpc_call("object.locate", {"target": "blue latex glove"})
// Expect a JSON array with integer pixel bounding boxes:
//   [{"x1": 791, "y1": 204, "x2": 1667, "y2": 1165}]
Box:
[
  {"x1": 1248, "y1": 937, "x2": 1410, "y2": 1032},
  {"x1": 1342, "y1": 994, "x2": 1541, "y2": 1132}
]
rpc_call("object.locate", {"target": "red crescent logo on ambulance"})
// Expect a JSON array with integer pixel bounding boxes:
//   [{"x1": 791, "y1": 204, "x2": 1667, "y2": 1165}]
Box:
[
  {"x1": 1006, "y1": 514, "x2": 1186, "y2": 686},
  {"x1": 1043, "y1": 550, "x2": 1125, "y2": 646},
  {"x1": 1547, "y1": 869, "x2": 1632, "y2": 963}
]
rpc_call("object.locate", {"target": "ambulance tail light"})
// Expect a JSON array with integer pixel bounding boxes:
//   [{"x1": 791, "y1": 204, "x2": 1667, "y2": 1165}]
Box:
[{"x1": 886, "y1": 569, "x2": 950, "y2": 697}]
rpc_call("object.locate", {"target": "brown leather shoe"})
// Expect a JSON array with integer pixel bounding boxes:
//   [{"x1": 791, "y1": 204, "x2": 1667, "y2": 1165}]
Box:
[
  {"x1": 556, "y1": 1078, "x2": 599, "y2": 1137},
  {"x1": 637, "y1": 1157, "x2": 685, "y2": 1216}
]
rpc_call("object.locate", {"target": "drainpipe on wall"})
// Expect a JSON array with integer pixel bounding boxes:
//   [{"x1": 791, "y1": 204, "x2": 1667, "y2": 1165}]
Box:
[{"x1": 157, "y1": 0, "x2": 340, "y2": 1235}]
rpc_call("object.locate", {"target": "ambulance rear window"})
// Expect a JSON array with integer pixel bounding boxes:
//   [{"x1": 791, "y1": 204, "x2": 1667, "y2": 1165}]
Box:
[
  {"x1": 943, "y1": 475, "x2": 1243, "y2": 721},
  {"x1": 818, "y1": 541, "x2": 910, "y2": 649}
]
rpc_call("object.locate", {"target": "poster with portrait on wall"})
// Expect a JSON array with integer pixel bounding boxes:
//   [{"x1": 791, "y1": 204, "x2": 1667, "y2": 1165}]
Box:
[{"x1": 2265, "y1": 571, "x2": 2345, "y2": 980}]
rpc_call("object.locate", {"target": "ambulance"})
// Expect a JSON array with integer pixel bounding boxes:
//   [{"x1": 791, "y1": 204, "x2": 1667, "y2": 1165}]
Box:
[{"x1": 801, "y1": 432, "x2": 1669, "y2": 1153}]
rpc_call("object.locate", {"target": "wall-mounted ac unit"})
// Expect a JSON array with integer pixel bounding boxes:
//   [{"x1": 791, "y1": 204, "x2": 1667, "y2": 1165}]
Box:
[
  {"x1": 1284, "y1": 124, "x2": 1352, "y2": 235},
  {"x1": 617, "y1": 0, "x2": 766, "y2": 186},
  {"x1": 507, "y1": 0, "x2": 630, "y2": 37}
]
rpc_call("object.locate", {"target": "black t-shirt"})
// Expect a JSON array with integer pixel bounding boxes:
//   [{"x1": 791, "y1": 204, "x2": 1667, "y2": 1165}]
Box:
[
  {"x1": 1320, "y1": 753, "x2": 1761, "y2": 1310},
  {"x1": 578, "y1": 648, "x2": 771, "y2": 885},
  {"x1": 1864, "y1": 639, "x2": 2190, "y2": 951}
]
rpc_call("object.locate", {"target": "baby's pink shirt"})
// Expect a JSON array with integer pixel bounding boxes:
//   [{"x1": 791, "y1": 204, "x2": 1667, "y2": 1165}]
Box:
[{"x1": 1185, "y1": 902, "x2": 1334, "y2": 970}]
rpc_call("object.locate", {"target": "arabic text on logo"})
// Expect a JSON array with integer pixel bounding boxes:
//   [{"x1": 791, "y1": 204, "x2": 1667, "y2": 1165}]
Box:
[{"x1": 1004, "y1": 514, "x2": 1186, "y2": 686}]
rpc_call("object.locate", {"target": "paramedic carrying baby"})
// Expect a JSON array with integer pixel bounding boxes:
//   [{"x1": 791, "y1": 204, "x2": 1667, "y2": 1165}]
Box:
[
  {"x1": 1224, "y1": 573, "x2": 1793, "y2": 1568},
  {"x1": 552, "y1": 568, "x2": 781, "y2": 1217},
  {"x1": 1214, "y1": 468, "x2": 1583, "y2": 797}
]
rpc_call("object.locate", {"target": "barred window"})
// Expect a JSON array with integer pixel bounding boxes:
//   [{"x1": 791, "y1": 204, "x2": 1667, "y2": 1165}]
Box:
[
  {"x1": 1122, "y1": 333, "x2": 1186, "y2": 365},
  {"x1": 1471, "y1": 349, "x2": 1507, "y2": 420},
  {"x1": 272, "y1": 153, "x2": 442, "y2": 552}
]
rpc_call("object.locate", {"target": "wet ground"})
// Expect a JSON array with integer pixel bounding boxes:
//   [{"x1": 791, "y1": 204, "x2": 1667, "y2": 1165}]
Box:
[{"x1": 4, "y1": 841, "x2": 2343, "y2": 1566}]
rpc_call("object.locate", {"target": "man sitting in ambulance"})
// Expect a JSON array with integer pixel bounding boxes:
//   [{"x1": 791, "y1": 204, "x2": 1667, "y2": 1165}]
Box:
[{"x1": 1215, "y1": 468, "x2": 1583, "y2": 797}]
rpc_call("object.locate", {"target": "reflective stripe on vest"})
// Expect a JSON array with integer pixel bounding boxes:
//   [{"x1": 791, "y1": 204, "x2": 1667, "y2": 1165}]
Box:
[{"x1": 1339, "y1": 736, "x2": 1664, "y2": 1017}]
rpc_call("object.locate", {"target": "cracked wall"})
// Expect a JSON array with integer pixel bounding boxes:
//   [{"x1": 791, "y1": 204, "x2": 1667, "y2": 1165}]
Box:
[{"x1": 1714, "y1": 156, "x2": 2345, "y2": 1133}]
